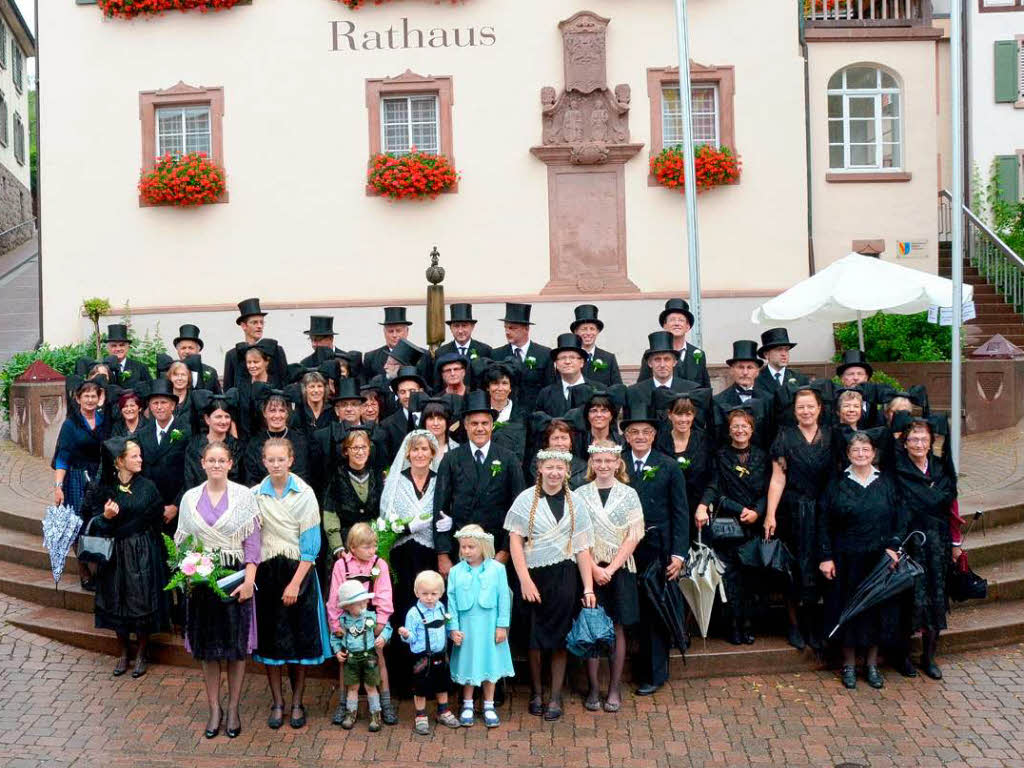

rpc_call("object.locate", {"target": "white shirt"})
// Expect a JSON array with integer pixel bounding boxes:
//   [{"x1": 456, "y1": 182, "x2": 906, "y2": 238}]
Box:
[
  {"x1": 653, "y1": 375, "x2": 674, "y2": 390},
  {"x1": 511, "y1": 341, "x2": 531, "y2": 361},
  {"x1": 561, "y1": 374, "x2": 585, "y2": 401},
  {"x1": 630, "y1": 450, "x2": 652, "y2": 472},
  {"x1": 582, "y1": 345, "x2": 597, "y2": 358},
  {"x1": 767, "y1": 364, "x2": 786, "y2": 384},
  {"x1": 155, "y1": 419, "x2": 173, "y2": 444},
  {"x1": 470, "y1": 440, "x2": 491, "y2": 464},
  {"x1": 845, "y1": 466, "x2": 880, "y2": 488},
  {"x1": 455, "y1": 342, "x2": 472, "y2": 357},
  {"x1": 496, "y1": 401, "x2": 513, "y2": 423}
]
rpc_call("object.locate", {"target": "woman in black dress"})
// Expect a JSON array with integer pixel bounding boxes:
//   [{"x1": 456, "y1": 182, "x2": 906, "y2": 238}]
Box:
[
  {"x1": 242, "y1": 392, "x2": 309, "y2": 486},
  {"x1": 528, "y1": 419, "x2": 588, "y2": 489},
  {"x1": 696, "y1": 408, "x2": 769, "y2": 645},
  {"x1": 570, "y1": 389, "x2": 625, "y2": 458},
  {"x1": 764, "y1": 387, "x2": 834, "y2": 650},
  {"x1": 184, "y1": 396, "x2": 243, "y2": 491},
  {"x1": 289, "y1": 371, "x2": 334, "y2": 437},
  {"x1": 167, "y1": 360, "x2": 194, "y2": 420},
  {"x1": 111, "y1": 390, "x2": 147, "y2": 440},
  {"x1": 81, "y1": 438, "x2": 170, "y2": 677},
  {"x1": 894, "y1": 419, "x2": 954, "y2": 680},
  {"x1": 818, "y1": 432, "x2": 907, "y2": 690},
  {"x1": 321, "y1": 428, "x2": 381, "y2": 558},
  {"x1": 655, "y1": 393, "x2": 713, "y2": 534},
  {"x1": 481, "y1": 362, "x2": 527, "y2": 464}
]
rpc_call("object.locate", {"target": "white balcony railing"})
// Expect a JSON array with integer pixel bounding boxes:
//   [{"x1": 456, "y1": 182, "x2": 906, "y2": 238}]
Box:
[{"x1": 804, "y1": 0, "x2": 930, "y2": 23}]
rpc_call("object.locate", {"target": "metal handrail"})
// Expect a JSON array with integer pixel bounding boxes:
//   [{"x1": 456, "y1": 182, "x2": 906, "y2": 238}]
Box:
[
  {"x1": 0, "y1": 216, "x2": 35, "y2": 240},
  {"x1": 939, "y1": 189, "x2": 1024, "y2": 312}
]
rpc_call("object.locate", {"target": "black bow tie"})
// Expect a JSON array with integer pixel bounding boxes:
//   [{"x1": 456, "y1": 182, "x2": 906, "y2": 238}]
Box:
[{"x1": 736, "y1": 388, "x2": 754, "y2": 397}]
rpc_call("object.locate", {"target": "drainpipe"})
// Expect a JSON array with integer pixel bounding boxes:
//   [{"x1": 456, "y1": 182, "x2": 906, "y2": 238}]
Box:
[
  {"x1": 799, "y1": 4, "x2": 815, "y2": 276},
  {"x1": 33, "y1": 0, "x2": 42, "y2": 349}
]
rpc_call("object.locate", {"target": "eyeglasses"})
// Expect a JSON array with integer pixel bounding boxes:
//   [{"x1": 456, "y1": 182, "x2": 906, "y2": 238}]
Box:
[
  {"x1": 204, "y1": 458, "x2": 230, "y2": 465},
  {"x1": 905, "y1": 436, "x2": 930, "y2": 445},
  {"x1": 349, "y1": 445, "x2": 369, "y2": 452}
]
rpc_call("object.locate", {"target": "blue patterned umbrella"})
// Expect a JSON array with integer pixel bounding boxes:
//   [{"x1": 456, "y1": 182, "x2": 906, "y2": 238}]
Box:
[{"x1": 41, "y1": 504, "x2": 83, "y2": 587}]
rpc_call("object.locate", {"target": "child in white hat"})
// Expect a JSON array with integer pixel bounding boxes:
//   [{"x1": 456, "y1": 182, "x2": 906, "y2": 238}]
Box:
[{"x1": 330, "y1": 579, "x2": 392, "y2": 732}]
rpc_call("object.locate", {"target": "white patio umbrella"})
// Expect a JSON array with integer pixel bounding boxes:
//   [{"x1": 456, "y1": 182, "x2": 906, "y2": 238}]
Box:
[{"x1": 750, "y1": 252, "x2": 974, "y2": 350}]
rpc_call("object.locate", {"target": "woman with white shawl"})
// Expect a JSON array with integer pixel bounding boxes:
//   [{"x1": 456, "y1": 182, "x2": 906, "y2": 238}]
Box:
[
  {"x1": 376, "y1": 429, "x2": 452, "y2": 694},
  {"x1": 504, "y1": 449, "x2": 596, "y2": 722},
  {"x1": 575, "y1": 440, "x2": 645, "y2": 713},
  {"x1": 176, "y1": 440, "x2": 262, "y2": 740}
]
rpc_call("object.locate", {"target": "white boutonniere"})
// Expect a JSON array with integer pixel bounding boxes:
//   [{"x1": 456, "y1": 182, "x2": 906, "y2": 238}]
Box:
[
  {"x1": 202, "y1": 370, "x2": 213, "y2": 383},
  {"x1": 490, "y1": 459, "x2": 503, "y2": 478},
  {"x1": 444, "y1": 612, "x2": 452, "y2": 621},
  {"x1": 677, "y1": 456, "x2": 692, "y2": 470},
  {"x1": 169, "y1": 429, "x2": 184, "y2": 444},
  {"x1": 591, "y1": 358, "x2": 608, "y2": 371},
  {"x1": 121, "y1": 369, "x2": 133, "y2": 380},
  {"x1": 787, "y1": 377, "x2": 797, "y2": 385},
  {"x1": 642, "y1": 466, "x2": 659, "y2": 481},
  {"x1": 693, "y1": 349, "x2": 704, "y2": 363},
  {"x1": 524, "y1": 356, "x2": 537, "y2": 370},
  {"x1": 365, "y1": 618, "x2": 376, "y2": 629},
  {"x1": 370, "y1": 566, "x2": 381, "y2": 578},
  {"x1": 469, "y1": 349, "x2": 479, "y2": 360}
]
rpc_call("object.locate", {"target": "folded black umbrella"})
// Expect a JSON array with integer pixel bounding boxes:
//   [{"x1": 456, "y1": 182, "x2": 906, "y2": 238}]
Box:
[
  {"x1": 827, "y1": 531, "x2": 925, "y2": 640},
  {"x1": 641, "y1": 560, "x2": 689, "y2": 659},
  {"x1": 737, "y1": 537, "x2": 796, "y2": 583}
]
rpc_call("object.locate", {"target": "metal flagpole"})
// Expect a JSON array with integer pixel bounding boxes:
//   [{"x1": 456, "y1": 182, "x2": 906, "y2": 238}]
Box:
[
  {"x1": 673, "y1": 0, "x2": 703, "y2": 349},
  {"x1": 950, "y1": 0, "x2": 964, "y2": 471}
]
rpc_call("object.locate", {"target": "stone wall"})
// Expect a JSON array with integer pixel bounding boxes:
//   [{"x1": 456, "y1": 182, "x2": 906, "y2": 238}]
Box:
[{"x1": 0, "y1": 159, "x2": 31, "y2": 253}]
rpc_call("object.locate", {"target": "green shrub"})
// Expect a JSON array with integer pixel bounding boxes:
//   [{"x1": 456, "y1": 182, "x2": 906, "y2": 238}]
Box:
[
  {"x1": 0, "y1": 342, "x2": 90, "y2": 418},
  {"x1": 833, "y1": 312, "x2": 951, "y2": 363},
  {"x1": 831, "y1": 370, "x2": 904, "y2": 391}
]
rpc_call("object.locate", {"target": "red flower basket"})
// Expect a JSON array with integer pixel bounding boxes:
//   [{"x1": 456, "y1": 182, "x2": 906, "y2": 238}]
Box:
[
  {"x1": 367, "y1": 150, "x2": 459, "y2": 200},
  {"x1": 650, "y1": 144, "x2": 741, "y2": 194},
  {"x1": 98, "y1": 0, "x2": 244, "y2": 19},
  {"x1": 139, "y1": 152, "x2": 227, "y2": 207}
]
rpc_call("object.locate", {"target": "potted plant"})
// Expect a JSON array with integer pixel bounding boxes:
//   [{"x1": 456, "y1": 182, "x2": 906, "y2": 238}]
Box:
[
  {"x1": 367, "y1": 149, "x2": 459, "y2": 200},
  {"x1": 139, "y1": 152, "x2": 227, "y2": 207},
  {"x1": 98, "y1": 0, "x2": 246, "y2": 19},
  {"x1": 650, "y1": 144, "x2": 741, "y2": 194}
]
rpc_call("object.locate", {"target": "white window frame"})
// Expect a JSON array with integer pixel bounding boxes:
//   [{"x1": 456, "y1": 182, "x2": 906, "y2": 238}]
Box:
[
  {"x1": 379, "y1": 93, "x2": 440, "y2": 156},
  {"x1": 13, "y1": 112, "x2": 24, "y2": 165},
  {"x1": 660, "y1": 83, "x2": 721, "y2": 148},
  {"x1": 154, "y1": 105, "x2": 213, "y2": 159},
  {"x1": 827, "y1": 66, "x2": 903, "y2": 172}
]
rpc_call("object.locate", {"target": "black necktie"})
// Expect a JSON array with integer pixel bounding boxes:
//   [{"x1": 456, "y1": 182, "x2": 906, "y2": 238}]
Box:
[
  {"x1": 459, "y1": 347, "x2": 467, "y2": 357},
  {"x1": 514, "y1": 348, "x2": 523, "y2": 362},
  {"x1": 775, "y1": 372, "x2": 782, "y2": 385},
  {"x1": 737, "y1": 388, "x2": 754, "y2": 397},
  {"x1": 407, "y1": 411, "x2": 416, "y2": 431},
  {"x1": 475, "y1": 449, "x2": 485, "y2": 467},
  {"x1": 634, "y1": 459, "x2": 643, "y2": 474}
]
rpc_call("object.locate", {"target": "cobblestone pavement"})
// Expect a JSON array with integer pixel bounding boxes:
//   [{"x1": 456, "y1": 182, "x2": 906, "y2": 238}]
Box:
[{"x1": 0, "y1": 594, "x2": 1021, "y2": 768}]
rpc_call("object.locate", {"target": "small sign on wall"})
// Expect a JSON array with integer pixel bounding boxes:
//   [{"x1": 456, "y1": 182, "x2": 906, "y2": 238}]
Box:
[
  {"x1": 896, "y1": 240, "x2": 928, "y2": 258},
  {"x1": 928, "y1": 301, "x2": 976, "y2": 325}
]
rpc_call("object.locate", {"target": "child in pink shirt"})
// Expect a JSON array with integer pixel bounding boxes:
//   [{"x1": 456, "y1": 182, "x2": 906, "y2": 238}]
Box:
[{"x1": 327, "y1": 523, "x2": 396, "y2": 725}]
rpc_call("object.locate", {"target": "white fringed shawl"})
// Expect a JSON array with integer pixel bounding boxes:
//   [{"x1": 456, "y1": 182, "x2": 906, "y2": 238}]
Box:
[
  {"x1": 576, "y1": 481, "x2": 645, "y2": 573},
  {"x1": 504, "y1": 486, "x2": 593, "y2": 569},
  {"x1": 177, "y1": 481, "x2": 261, "y2": 562}
]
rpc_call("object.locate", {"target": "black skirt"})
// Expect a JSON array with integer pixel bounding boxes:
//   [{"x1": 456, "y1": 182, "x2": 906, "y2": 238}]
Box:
[
  {"x1": 823, "y1": 548, "x2": 901, "y2": 648},
  {"x1": 94, "y1": 530, "x2": 170, "y2": 635},
  {"x1": 254, "y1": 555, "x2": 325, "y2": 662},
  {"x1": 594, "y1": 565, "x2": 639, "y2": 626},
  {"x1": 776, "y1": 494, "x2": 821, "y2": 607},
  {"x1": 526, "y1": 560, "x2": 580, "y2": 650},
  {"x1": 185, "y1": 571, "x2": 254, "y2": 662},
  {"x1": 907, "y1": 516, "x2": 950, "y2": 633}
]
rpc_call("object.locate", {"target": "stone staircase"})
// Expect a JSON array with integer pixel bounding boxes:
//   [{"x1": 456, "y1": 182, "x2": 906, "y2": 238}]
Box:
[
  {"x1": 1, "y1": 443, "x2": 1023, "y2": 678},
  {"x1": 938, "y1": 241, "x2": 1024, "y2": 352}
]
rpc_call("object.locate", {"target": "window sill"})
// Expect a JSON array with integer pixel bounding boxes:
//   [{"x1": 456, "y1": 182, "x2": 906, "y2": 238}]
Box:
[
  {"x1": 138, "y1": 191, "x2": 230, "y2": 208},
  {"x1": 826, "y1": 171, "x2": 912, "y2": 183}
]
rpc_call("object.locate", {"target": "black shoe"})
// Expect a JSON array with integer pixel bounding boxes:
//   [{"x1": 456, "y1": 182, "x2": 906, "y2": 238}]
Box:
[
  {"x1": 267, "y1": 704, "x2": 284, "y2": 730},
  {"x1": 895, "y1": 657, "x2": 918, "y2": 678},
  {"x1": 80, "y1": 577, "x2": 96, "y2": 592},
  {"x1": 786, "y1": 625, "x2": 806, "y2": 651},
  {"x1": 289, "y1": 704, "x2": 306, "y2": 729},
  {"x1": 634, "y1": 683, "x2": 661, "y2": 696},
  {"x1": 727, "y1": 627, "x2": 744, "y2": 645},
  {"x1": 226, "y1": 710, "x2": 241, "y2": 739},
  {"x1": 528, "y1": 694, "x2": 544, "y2": 716},
  {"x1": 920, "y1": 659, "x2": 942, "y2": 680},
  {"x1": 542, "y1": 701, "x2": 563, "y2": 721},
  {"x1": 112, "y1": 655, "x2": 129, "y2": 677},
  {"x1": 204, "y1": 708, "x2": 222, "y2": 739},
  {"x1": 865, "y1": 665, "x2": 884, "y2": 689},
  {"x1": 380, "y1": 699, "x2": 399, "y2": 726},
  {"x1": 493, "y1": 680, "x2": 506, "y2": 708},
  {"x1": 742, "y1": 631, "x2": 756, "y2": 645},
  {"x1": 130, "y1": 656, "x2": 148, "y2": 679},
  {"x1": 840, "y1": 665, "x2": 857, "y2": 689}
]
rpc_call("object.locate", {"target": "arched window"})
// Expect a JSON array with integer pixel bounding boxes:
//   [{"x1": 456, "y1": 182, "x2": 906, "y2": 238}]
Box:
[{"x1": 827, "y1": 65, "x2": 902, "y2": 171}]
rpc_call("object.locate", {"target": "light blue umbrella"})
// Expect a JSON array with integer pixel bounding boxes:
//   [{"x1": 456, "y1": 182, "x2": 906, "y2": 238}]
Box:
[{"x1": 41, "y1": 504, "x2": 83, "y2": 587}]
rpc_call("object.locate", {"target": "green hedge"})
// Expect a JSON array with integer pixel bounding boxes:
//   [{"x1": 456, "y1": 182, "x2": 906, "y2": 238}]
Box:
[
  {"x1": 0, "y1": 324, "x2": 167, "y2": 419},
  {"x1": 833, "y1": 311, "x2": 951, "y2": 363}
]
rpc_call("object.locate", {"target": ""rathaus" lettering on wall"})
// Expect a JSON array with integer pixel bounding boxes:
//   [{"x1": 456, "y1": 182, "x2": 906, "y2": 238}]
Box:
[{"x1": 330, "y1": 17, "x2": 496, "y2": 51}]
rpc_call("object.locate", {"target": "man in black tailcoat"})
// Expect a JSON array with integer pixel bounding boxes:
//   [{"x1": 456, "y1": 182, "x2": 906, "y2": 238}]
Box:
[
  {"x1": 713, "y1": 340, "x2": 774, "y2": 449},
  {"x1": 362, "y1": 306, "x2": 433, "y2": 385},
  {"x1": 534, "y1": 333, "x2": 595, "y2": 419},
  {"x1": 432, "y1": 303, "x2": 492, "y2": 389},
  {"x1": 222, "y1": 298, "x2": 289, "y2": 389},
  {"x1": 103, "y1": 324, "x2": 152, "y2": 387},
  {"x1": 636, "y1": 299, "x2": 710, "y2": 388},
  {"x1": 492, "y1": 302, "x2": 554, "y2": 415},
  {"x1": 570, "y1": 304, "x2": 622, "y2": 387},
  {"x1": 136, "y1": 379, "x2": 191, "y2": 535},
  {"x1": 629, "y1": 331, "x2": 701, "y2": 411},
  {"x1": 172, "y1": 324, "x2": 221, "y2": 394}
]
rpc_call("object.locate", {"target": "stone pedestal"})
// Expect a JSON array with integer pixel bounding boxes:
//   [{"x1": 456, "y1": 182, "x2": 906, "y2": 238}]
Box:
[
  {"x1": 531, "y1": 11, "x2": 642, "y2": 295},
  {"x1": 10, "y1": 361, "x2": 66, "y2": 460}
]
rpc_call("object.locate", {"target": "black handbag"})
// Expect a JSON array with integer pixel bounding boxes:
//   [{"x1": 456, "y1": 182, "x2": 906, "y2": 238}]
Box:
[
  {"x1": 948, "y1": 553, "x2": 988, "y2": 602},
  {"x1": 76, "y1": 515, "x2": 114, "y2": 565},
  {"x1": 708, "y1": 514, "x2": 745, "y2": 544}
]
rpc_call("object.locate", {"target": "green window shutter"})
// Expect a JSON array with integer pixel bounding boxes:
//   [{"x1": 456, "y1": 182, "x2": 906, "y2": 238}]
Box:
[
  {"x1": 995, "y1": 40, "x2": 1020, "y2": 103},
  {"x1": 996, "y1": 155, "x2": 1021, "y2": 205}
]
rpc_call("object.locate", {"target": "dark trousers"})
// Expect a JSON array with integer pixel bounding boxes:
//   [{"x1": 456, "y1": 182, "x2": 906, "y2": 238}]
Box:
[{"x1": 632, "y1": 539, "x2": 669, "y2": 687}]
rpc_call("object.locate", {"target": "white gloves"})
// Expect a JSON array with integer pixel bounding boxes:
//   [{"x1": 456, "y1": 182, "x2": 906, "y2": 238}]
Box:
[{"x1": 435, "y1": 511, "x2": 453, "y2": 533}]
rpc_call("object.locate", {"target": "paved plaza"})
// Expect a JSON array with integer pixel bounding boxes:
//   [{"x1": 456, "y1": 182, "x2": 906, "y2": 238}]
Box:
[{"x1": 0, "y1": 588, "x2": 1021, "y2": 768}]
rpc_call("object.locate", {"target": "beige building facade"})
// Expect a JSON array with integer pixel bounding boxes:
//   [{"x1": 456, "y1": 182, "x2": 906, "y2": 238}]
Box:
[{"x1": 39, "y1": 0, "x2": 950, "y2": 367}]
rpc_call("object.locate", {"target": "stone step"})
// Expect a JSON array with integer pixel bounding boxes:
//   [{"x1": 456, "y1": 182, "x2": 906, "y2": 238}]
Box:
[
  {"x1": 0, "y1": 528, "x2": 76, "y2": 574},
  {"x1": 0, "y1": 559, "x2": 94, "y2": 614},
  {"x1": 963, "y1": 324, "x2": 1024, "y2": 337},
  {"x1": 972, "y1": 558, "x2": 1024, "y2": 602},
  {"x1": 961, "y1": 520, "x2": 1024, "y2": 569}
]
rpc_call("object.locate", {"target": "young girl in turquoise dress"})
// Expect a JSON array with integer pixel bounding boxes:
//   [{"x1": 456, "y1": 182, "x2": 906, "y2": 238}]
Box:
[{"x1": 447, "y1": 524, "x2": 515, "y2": 728}]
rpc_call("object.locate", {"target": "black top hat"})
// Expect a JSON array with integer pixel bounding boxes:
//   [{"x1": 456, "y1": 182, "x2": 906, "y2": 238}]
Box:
[
  {"x1": 836, "y1": 349, "x2": 874, "y2": 378},
  {"x1": 143, "y1": 378, "x2": 179, "y2": 403},
  {"x1": 659, "y1": 298, "x2": 695, "y2": 328},
  {"x1": 499, "y1": 302, "x2": 533, "y2": 325},
  {"x1": 388, "y1": 339, "x2": 424, "y2": 368},
  {"x1": 304, "y1": 315, "x2": 336, "y2": 337},
  {"x1": 757, "y1": 327, "x2": 797, "y2": 357},
  {"x1": 461, "y1": 389, "x2": 498, "y2": 419},
  {"x1": 552, "y1": 333, "x2": 587, "y2": 359},
  {"x1": 434, "y1": 352, "x2": 468, "y2": 375},
  {"x1": 570, "y1": 304, "x2": 604, "y2": 332},
  {"x1": 390, "y1": 366, "x2": 427, "y2": 393},
  {"x1": 380, "y1": 306, "x2": 412, "y2": 326},
  {"x1": 726, "y1": 340, "x2": 764, "y2": 367},
  {"x1": 236, "y1": 297, "x2": 267, "y2": 324},
  {"x1": 446, "y1": 303, "x2": 477, "y2": 325},
  {"x1": 103, "y1": 324, "x2": 131, "y2": 344},
  {"x1": 173, "y1": 324, "x2": 204, "y2": 350},
  {"x1": 644, "y1": 331, "x2": 681, "y2": 359},
  {"x1": 331, "y1": 378, "x2": 366, "y2": 403},
  {"x1": 619, "y1": 391, "x2": 661, "y2": 429}
]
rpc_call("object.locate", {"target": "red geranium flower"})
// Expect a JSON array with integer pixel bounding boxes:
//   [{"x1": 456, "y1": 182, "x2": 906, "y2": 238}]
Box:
[
  {"x1": 367, "y1": 149, "x2": 459, "y2": 200},
  {"x1": 139, "y1": 152, "x2": 226, "y2": 206},
  {"x1": 97, "y1": 0, "x2": 244, "y2": 19},
  {"x1": 650, "y1": 144, "x2": 741, "y2": 193}
]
